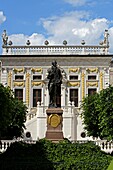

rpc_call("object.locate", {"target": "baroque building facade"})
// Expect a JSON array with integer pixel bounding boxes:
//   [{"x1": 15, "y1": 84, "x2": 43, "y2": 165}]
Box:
[{"x1": 0, "y1": 30, "x2": 113, "y2": 141}]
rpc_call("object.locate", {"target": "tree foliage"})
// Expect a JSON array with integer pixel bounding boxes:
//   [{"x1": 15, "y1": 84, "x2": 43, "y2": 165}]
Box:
[
  {"x1": 0, "y1": 84, "x2": 27, "y2": 139},
  {"x1": 0, "y1": 139, "x2": 112, "y2": 170},
  {"x1": 81, "y1": 86, "x2": 113, "y2": 141}
]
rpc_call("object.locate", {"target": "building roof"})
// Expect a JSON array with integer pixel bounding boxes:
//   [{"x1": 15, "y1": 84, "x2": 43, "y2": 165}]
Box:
[{"x1": 0, "y1": 55, "x2": 112, "y2": 67}]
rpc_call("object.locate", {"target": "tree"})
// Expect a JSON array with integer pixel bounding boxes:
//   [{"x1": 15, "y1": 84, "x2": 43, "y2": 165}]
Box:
[
  {"x1": 0, "y1": 83, "x2": 27, "y2": 139},
  {"x1": 81, "y1": 86, "x2": 113, "y2": 141}
]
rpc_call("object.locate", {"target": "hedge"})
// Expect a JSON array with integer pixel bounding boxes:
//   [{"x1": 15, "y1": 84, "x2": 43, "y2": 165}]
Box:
[{"x1": 0, "y1": 139, "x2": 112, "y2": 170}]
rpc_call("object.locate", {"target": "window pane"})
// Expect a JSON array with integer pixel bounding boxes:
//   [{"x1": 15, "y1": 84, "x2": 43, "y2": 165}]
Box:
[
  {"x1": 69, "y1": 75, "x2": 78, "y2": 80},
  {"x1": 15, "y1": 89, "x2": 23, "y2": 101},
  {"x1": 15, "y1": 75, "x2": 23, "y2": 80},
  {"x1": 70, "y1": 89, "x2": 78, "y2": 107},
  {"x1": 88, "y1": 89, "x2": 97, "y2": 95},
  {"x1": 88, "y1": 75, "x2": 96, "y2": 80},
  {"x1": 33, "y1": 89, "x2": 41, "y2": 107},
  {"x1": 33, "y1": 75, "x2": 42, "y2": 80}
]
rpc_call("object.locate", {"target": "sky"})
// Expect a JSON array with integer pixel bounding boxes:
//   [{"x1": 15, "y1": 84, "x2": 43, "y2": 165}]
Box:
[{"x1": 0, "y1": 0, "x2": 113, "y2": 54}]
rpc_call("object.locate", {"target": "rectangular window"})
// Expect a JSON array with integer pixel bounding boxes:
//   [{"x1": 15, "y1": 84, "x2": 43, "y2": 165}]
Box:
[
  {"x1": 88, "y1": 88, "x2": 97, "y2": 95},
  {"x1": 70, "y1": 89, "x2": 78, "y2": 107},
  {"x1": 33, "y1": 75, "x2": 42, "y2": 80},
  {"x1": 88, "y1": 75, "x2": 96, "y2": 80},
  {"x1": 69, "y1": 75, "x2": 78, "y2": 80},
  {"x1": 33, "y1": 89, "x2": 41, "y2": 107},
  {"x1": 15, "y1": 75, "x2": 24, "y2": 80},
  {"x1": 15, "y1": 89, "x2": 23, "y2": 101}
]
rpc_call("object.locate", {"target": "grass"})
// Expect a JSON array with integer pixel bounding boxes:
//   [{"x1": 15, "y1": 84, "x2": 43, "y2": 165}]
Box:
[{"x1": 107, "y1": 159, "x2": 113, "y2": 170}]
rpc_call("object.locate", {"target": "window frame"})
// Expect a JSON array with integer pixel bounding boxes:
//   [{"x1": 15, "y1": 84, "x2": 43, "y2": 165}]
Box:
[
  {"x1": 33, "y1": 89, "x2": 42, "y2": 107},
  {"x1": 69, "y1": 88, "x2": 78, "y2": 107},
  {"x1": 15, "y1": 75, "x2": 24, "y2": 81},
  {"x1": 14, "y1": 89, "x2": 23, "y2": 101},
  {"x1": 33, "y1": 75, "x2": 42, "y2": 80},
  {"x1": 69, "y1": 75, "x2": 78, "y2": 80},
  {"x1": 88, "y1": 88, "x2": 97, "y2": 95},
  {"x1": 88, "y1": 75, "x2": 97, "y2": 80}
]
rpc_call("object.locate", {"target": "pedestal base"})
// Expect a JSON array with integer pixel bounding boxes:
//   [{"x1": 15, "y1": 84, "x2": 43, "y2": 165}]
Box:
[{"x1": 46, "y1": 108, "x2": 64, "y2": 142}]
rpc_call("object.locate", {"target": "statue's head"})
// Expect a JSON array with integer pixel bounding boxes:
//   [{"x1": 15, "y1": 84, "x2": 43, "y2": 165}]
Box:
[{"x1": 52, "y1": 60, "x2": 57, "y2": 67}]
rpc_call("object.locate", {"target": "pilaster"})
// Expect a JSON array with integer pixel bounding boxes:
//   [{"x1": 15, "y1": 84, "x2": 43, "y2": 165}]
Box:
[
  {"x1": 81, "y1": 72, "x2": 85, "y2": 99},
  {"x1": 8, "y1": 71, "x2": 12, "y2": 88},
  {"x1": 100, "y1": 72, "x2": 103, "y2": 91},
  {"x1": 26, "y1": 73, "x2": 30, "y2": 107}
]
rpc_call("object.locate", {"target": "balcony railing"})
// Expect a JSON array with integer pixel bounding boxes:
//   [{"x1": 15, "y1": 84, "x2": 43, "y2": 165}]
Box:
[{"x1": 2, "y1": 45, "x2": 109, "y2": 55}]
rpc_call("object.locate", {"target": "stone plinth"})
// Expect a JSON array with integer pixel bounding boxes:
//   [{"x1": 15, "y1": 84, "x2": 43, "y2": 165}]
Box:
[{"x1": 46, "y1": 108, "x2": 64, "y2": 142}]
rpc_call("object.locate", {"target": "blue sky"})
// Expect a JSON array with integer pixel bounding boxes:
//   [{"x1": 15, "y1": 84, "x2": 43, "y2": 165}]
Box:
[{"x1": 0, "y1": 0, "x2": 113, "y2": 54}]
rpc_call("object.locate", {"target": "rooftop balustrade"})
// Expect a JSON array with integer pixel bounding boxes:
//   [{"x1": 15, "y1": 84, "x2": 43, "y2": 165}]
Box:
[
  {"x1": 2, "y1": 45, "x2": 109, "y2": 55},
  {"x1": 2, "y1": 29, "x2": 109, "y2": 55}
]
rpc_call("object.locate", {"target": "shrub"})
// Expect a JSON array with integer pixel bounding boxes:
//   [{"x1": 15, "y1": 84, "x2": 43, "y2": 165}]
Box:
[{"x1": 0, "y1": 140, "x2": 112, "y2": 170}]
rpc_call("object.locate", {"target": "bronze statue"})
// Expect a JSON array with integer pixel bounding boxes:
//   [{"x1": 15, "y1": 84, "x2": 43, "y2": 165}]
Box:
[{"x1": 47, "y1": 61, "x2": 62, "y2": 108}]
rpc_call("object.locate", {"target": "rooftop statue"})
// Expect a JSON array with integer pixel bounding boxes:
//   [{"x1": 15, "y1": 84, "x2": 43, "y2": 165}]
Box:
[
  {"x1": 2, "y1": 30, "x2": 8, "y2": 46},
  {"x1": 47, "y1": 61, "x2": 62, "y2": 108},
  {"x1": 104, "y1": 30, "x2": 109, "y2": 46}
]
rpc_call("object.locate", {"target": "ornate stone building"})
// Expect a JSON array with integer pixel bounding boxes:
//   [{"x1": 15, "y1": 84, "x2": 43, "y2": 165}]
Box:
[{"x1": 0, "y1": 30, "x2": 113, "y2": 141}]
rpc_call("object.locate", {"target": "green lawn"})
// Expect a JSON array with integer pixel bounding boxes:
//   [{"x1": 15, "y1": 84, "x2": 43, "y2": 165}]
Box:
[{"x1": 107, "y1": 160, "x2": 113, "y2": 170}]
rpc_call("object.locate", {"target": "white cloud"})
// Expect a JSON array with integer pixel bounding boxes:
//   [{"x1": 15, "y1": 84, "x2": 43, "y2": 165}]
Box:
[
  {"x1": 8, "y1": 11, "x2": 113, "y2": 53},
  {"x1": 9, "y1": 33, "x2": 45, "y2": 45},
  {"x1": 0, "y1": 11, "x2": 6, "y2": 24},
  {"x1": 108, "y1": 27, "x2": 113, "y2": 52},
  {"x1": 64, "y1": 0, "x2": 87, "y2": 6},
  {"x1": 9, "y1": 34, "x2": 27, "y2": 45},
  {"x1": 72, "y1": 18, "x2": 109, "y2": 44},
  {"x1": 40, "y1": 11, "x2": 90, "y2": 44},
  {"x1": 40, "y1": 11, "x2": 110, "y2": 46}
]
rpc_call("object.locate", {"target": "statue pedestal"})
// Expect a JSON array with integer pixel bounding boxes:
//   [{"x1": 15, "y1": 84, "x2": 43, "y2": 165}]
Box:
[{"x1": 46, "y1": 108, "x2": 64, "y2": 142}]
